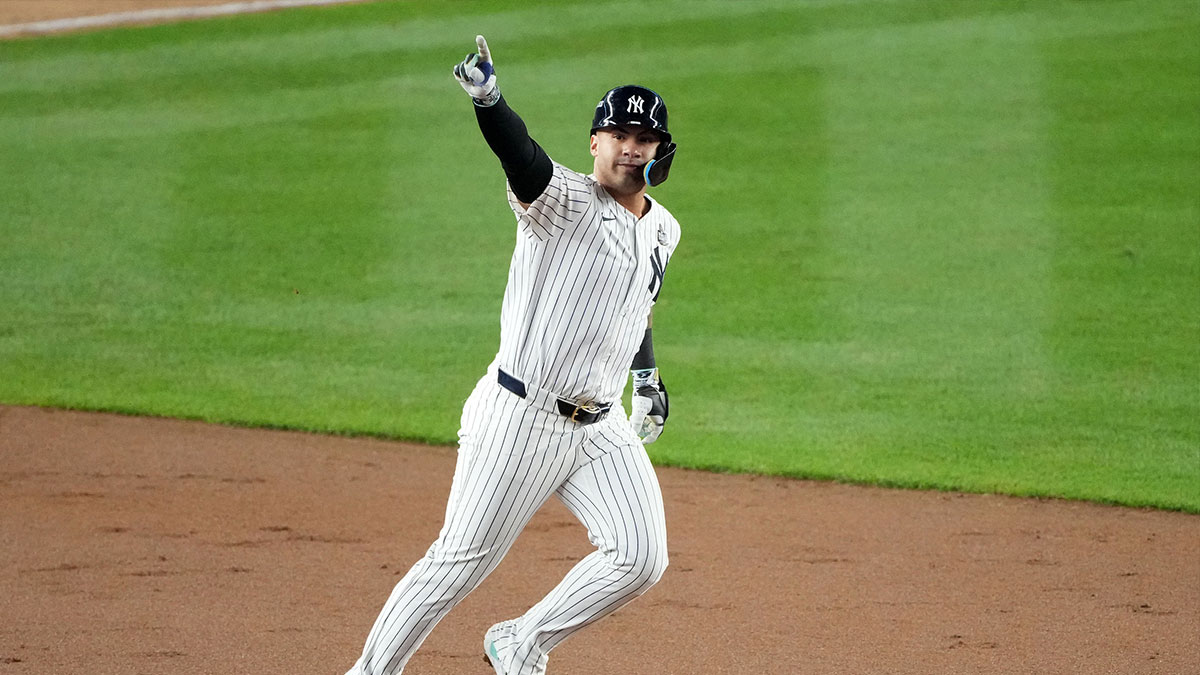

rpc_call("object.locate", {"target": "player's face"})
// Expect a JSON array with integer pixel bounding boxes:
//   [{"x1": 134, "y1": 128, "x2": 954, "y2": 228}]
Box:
[{"x1": 590, "y1": 126, "x2": 661, "y2": 195}]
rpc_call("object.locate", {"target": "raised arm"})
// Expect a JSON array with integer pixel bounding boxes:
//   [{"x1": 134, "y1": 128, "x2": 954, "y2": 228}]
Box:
[{"x1": 453, "y1": 35, "x2": 552, "y2": 206}]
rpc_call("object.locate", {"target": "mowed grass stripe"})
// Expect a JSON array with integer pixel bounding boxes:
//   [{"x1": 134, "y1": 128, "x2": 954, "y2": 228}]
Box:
[
  {"x1": 780, "y1": 11, "x2": 1056, "y2": 490},
  {"x1": 1043, "y1": 21, "x2": 1199, "y2": 509},
  {"x1": 1, "y1": 0, "x2": 1196, "y2": 510}
]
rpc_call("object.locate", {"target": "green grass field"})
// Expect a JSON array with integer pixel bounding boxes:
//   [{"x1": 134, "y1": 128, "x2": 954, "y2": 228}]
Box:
[{"x1": 2, "y1": 0, "x2": 1197, "y2": 511}]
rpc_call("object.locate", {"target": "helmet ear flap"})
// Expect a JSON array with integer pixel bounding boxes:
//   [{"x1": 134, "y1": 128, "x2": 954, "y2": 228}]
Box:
[{"x1": 643, "y1": 142, "x2": 676, "y2": 187}]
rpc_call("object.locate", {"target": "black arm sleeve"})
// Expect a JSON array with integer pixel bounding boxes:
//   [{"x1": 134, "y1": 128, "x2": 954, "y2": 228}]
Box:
[
  {"x1": 630, "y1": 328, "x2": 656, "y2": 370},
  {"x1": 474, "y1": 96, "x2": 553, "y2": 204}
]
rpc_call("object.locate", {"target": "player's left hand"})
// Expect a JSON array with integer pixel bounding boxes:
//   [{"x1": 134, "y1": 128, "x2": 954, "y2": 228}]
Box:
[
  {"x1": 630, "y1": 368, "x2": 668, "y2": 444},
  {"x1": 452, "y1": 35, "x2": 500, "y2": 106}
]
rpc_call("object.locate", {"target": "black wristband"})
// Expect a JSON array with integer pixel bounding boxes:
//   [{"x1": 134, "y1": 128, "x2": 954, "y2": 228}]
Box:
[
  {"x1": 474, "y1": 96, "x2": 553, "y2": 203},
  {"x1": 630, "y1": 328, "x2": 655, "y2": 371}
]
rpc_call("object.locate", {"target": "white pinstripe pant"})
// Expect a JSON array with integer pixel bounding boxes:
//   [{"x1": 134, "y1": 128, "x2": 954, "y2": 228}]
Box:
[{"x1": 346, "y1": 369, "x2": 669, "y2": 675}]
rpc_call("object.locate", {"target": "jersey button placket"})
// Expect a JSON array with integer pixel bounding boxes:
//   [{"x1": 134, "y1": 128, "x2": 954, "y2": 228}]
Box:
[
  {"x1": 595, "y1": 212, "x2": 637, "y2": 387},
  {"x1": 618, "y1": 215, "x2": 645, "y2": 319}
]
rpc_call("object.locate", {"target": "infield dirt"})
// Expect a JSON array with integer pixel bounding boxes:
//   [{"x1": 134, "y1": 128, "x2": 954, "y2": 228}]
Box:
[
  {"x1": 2, "y1": 2, "x2": 1199, "y2": 674},
  {"x1": 3, "y1": 405, "x2": 1198, "y2": 674}
]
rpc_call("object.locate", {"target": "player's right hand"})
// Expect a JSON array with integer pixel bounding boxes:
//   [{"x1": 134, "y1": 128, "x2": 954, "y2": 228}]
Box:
[{"x1": 453, "y1": 35, "x2": 500, "y2": 107}]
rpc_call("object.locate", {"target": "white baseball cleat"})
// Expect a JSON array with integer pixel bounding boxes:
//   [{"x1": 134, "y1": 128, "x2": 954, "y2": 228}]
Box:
[{"x1": 482, "y1": 620, "x2": 517, "y2": 675}]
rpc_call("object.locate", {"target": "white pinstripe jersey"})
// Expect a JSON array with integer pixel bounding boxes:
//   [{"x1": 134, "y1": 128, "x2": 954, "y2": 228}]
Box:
[{"x1": 493, "y1": 161, "x2": 681, "y2": 405}]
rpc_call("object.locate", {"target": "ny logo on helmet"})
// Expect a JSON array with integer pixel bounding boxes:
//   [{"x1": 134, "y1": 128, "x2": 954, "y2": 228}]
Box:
[{"x1": 627, "y1": 96, "x2": 645, "y2": 114}]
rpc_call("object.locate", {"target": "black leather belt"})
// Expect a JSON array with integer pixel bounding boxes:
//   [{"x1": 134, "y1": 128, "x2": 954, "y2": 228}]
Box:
[
  {"x1": 554, "y1": 399, "x2": 611, "y2": 425},
  {"x1": 498, "y1": 369, "x2": 611, "y2": 426}
]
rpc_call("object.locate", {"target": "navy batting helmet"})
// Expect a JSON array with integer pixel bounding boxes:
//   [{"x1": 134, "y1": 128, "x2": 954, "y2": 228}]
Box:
[{"x1": 591, "y1": 85, "x2": 677, "y2": 187}]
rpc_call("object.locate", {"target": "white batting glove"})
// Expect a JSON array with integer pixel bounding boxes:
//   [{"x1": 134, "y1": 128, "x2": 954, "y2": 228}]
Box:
[
  {"x1": 452, "y1": 35, "x2": 500, "y2": 107},
  {"x1": 630, "y1": 368, "x2": 668, "y2": 444}
]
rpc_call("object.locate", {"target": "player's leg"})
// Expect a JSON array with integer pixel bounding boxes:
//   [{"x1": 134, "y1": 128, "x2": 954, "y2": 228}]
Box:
[
  {"x1": 493, "y1": 420, "x2": 668, "y2": 675},
  {"x1": 347, "y1": 384, "x2": 581, "y2": 675}
]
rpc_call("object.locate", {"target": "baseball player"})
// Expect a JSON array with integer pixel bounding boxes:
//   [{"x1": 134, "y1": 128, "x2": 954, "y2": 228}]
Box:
[{"x1": 344, "y1": 35, "x2": 680, "y2": 675}]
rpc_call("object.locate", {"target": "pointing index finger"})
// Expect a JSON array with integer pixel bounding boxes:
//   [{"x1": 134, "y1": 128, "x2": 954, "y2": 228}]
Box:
[{"x1": 475, "y1": 35, "x2": 491, "y2": 63}]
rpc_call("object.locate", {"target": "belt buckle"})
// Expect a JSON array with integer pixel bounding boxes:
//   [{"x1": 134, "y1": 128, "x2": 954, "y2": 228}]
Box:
[{"x1": 571, "y1": 403, "x2": 601, "y2": 423}]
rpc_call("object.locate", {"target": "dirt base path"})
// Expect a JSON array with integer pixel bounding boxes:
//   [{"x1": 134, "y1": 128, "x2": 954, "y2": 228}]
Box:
[
  {"x1": 0, "y1": 0, "x2": 370, "y2": 36},
  {"x1": 1, "y1": 405, "x2": 1197, "y2": 674},
  {"x1": 0, "y1": 0, "x2": 244, "y2": 26}
]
